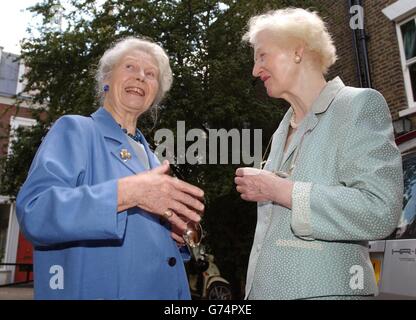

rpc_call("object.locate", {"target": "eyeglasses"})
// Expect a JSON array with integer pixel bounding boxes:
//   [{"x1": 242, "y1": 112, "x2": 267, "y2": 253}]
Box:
[{"x1": 260, "y1": 129, "x2": 309, "y2": 178}]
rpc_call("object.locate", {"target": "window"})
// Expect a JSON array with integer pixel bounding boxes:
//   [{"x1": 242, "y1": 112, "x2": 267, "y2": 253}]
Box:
[
  {"x1": 15, "y1": 60, "x2": 29, "y2": 98},
  {"x1": 8, "y1": 116, "x2": 37, "y2": 156},
  {"x1": 0, "y1": 117, "x2": 36, "y2": 269},
  {"x1": 395, "y1": 150, "x2": 416, "y2": 239},
  {"x1": 398, "y1": 16, "x2": 416, "y2": 108},
  {"x1": 0, "y1": 204, "x2": 11, "y2": 264}
]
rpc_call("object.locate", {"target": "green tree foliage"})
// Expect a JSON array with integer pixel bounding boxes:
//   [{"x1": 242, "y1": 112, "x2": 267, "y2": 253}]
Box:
[{"x1": 1, "y1": 0, "x2": 323, "y2": 297}]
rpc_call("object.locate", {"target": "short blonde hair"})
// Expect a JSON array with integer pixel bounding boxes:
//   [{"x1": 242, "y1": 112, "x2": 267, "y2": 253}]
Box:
[
  {"x1": 242, "y1": 8, "x2": 337, "y2": 74},
  {"x1": 96, "y1": 37, "x2": 173, "y2": 107}
]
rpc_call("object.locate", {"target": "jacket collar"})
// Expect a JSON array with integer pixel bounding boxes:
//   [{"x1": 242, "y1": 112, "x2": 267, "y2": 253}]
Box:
[
  {"x1": 91, "y1": 106, "x2": 128, "y2": 143},
  {"x1": 91, "y1": 107, "x2": 158, "y2": 173},
  {"x1": 278, "y1": 77, "x2": 345, "y2": 170},
  {"x1": 311, "y1": 76, "x2": 345, "y2": 114}
]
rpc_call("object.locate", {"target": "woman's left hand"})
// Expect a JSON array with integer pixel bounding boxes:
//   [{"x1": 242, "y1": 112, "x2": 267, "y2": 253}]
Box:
[{"x1": 235, "y1": 167, "x2": 294, "y2": 209}]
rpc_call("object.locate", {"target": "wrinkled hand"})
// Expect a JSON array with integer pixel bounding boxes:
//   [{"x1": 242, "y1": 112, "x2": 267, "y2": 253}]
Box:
[
  {"x1": 118, "y1": 160, "x2": 204, "y2": 235},
  {"x1": 234, "y1": 167, "x2": 293, "y2": 208}
]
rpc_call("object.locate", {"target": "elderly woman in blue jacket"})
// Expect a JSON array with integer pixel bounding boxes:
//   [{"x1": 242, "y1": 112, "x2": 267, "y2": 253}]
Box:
[
  {"x1": 235, "y1": 8, "x2": 403, "y2": 299},
  {"x1": 16, "y1": 37, "x2": 204, "y2": 300}
]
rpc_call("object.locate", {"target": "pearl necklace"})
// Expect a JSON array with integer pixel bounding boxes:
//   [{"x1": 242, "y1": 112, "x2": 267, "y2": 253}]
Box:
[{"x1": 290, "y1": 114, "x2": 299, "y2": 129}]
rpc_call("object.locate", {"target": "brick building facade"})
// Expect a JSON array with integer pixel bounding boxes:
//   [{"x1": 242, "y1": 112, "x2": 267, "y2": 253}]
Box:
[{"x1": 320, "y1": 0, "x2": 416, "y2": 135}]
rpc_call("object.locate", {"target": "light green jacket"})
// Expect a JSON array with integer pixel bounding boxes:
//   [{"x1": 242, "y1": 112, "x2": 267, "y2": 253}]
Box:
[{"x1": 246, "y1": 77, "x2": 403, "y2": 300}]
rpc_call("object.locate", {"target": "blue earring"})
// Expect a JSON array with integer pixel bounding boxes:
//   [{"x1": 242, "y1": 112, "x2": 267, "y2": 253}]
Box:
[{"x1": 103, "y1": 84, "x2": 110, "y2": 92}]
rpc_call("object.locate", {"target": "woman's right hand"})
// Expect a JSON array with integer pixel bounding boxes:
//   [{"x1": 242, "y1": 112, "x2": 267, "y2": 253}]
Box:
[{"x1": 117, "y1": 160, "x2": 204, "y2": 233}]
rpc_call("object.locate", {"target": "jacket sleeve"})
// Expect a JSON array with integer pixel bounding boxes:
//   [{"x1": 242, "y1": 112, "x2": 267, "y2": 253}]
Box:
[
  {"x1": 291, "y1": 89, "x2": 403, "y2": 241},
  {"x1": 16, "y1": 116, "x2": 127, "y2": 247}
]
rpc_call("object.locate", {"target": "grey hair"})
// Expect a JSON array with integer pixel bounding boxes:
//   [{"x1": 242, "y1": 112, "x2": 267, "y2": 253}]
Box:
[
  {"x1": 242, "y1": 8, "x2": 337, "y2": 75},
  {"x1": 96, "y1": 36, "x2": 173, "y2": 108}
]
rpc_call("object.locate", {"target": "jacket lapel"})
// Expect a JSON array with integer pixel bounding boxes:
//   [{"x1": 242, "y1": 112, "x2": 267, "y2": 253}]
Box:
[
  {"x1": 279, "y1": 77, "x2": 345, "y2": 170},
  {"x1": 91, "y1": 107, "x2": 150, "y2": 174},
  {"x1": 280, "y1": 112, "x2": 319, "y2": 168},
  {"x1": 263, "y1": 111, "x2": 291, "y2": 172},
  {"x1": 138, "y1": 130, "x2": 160, "y2": 169}
]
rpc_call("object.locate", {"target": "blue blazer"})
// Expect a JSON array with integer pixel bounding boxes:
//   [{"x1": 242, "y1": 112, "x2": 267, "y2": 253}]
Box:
[{"x1": 16, "y1": 107, "x2": 191, "y2": 300}]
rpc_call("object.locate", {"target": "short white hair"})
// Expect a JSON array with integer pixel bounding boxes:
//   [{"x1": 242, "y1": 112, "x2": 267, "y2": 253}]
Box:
[
  {"x1": 96, "y1": 37, "x2": 173, "y2": 106},
  {"x1": 242, "y1": 8, "x2": 337, "y2": 74}
]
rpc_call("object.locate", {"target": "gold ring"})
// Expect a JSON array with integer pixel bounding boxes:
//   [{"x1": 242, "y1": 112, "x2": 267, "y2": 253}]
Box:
[{"x1": 163, "y1": 209, "x2": 173, "y2": 219}]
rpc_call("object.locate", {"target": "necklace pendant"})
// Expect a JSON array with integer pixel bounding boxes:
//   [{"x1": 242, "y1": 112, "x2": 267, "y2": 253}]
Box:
[
  {"x1": 260, "y1": 160, "x2": 268, "y2": 170},
  {"x1": 290, "y1": 116, "x2": 299, "y2": 129}
]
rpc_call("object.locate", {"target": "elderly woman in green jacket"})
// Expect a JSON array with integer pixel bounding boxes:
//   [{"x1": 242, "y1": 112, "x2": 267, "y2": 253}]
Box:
[{"x1": 235, "y1": 8, "x2": 403, "y2": 300}]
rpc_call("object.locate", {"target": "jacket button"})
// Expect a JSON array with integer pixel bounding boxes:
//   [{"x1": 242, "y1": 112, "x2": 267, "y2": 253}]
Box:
[{"x1": 168, "y1": 257, "x2": 176, "y2": 267}]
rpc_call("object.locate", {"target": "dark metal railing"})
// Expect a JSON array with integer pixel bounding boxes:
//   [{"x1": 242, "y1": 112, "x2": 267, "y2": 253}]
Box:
[{"x1": 0, "y1": 263, "x2": 33, "y2": 287}]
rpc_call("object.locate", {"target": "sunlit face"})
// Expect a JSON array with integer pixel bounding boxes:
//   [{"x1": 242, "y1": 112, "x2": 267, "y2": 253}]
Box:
[
  {"x1": 106, "y1": 50, "x2": 160, "y2": 114},
  {"x1": 252, "y1": 31, "x2": 300, "y2": 99}
]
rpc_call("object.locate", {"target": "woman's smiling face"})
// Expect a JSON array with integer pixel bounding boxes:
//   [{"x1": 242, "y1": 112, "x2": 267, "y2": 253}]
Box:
[{"x1": 106, "y1": 49, "x2": 160, "y2": 114}]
